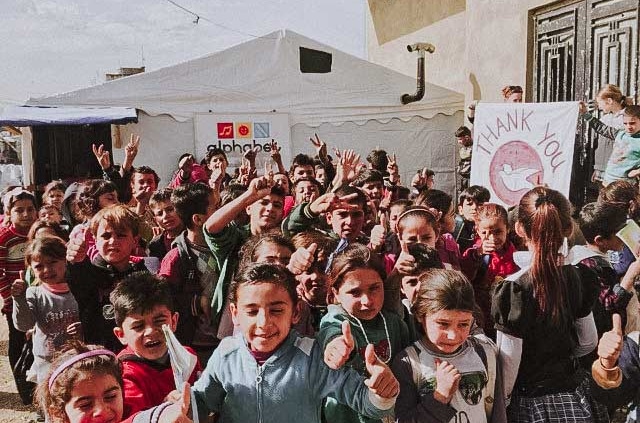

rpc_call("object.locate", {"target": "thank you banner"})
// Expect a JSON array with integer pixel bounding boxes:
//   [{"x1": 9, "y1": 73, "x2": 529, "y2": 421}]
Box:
[
  {"x1": 470, "y1": 102, "x2": 578, "y2": 207},
  {"x1": 195, "y1": 113, "x2": 291, "y2": 170}
]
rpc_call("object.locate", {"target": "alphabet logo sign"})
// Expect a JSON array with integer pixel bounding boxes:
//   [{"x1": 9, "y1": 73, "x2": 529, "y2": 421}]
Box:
[
  {"x1": 470, "y1": 102, "x2": 579, "y2": 207},
  {"x1": 195, "y1": 113, "x2": 291, "y2": 171}
]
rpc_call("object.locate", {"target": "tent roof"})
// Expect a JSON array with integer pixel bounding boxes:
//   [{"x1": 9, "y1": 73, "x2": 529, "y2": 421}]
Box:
[
  {"x1": 0, "y1": 105, "x2": 137, "y2": 126},
  {"x1": 27, "y1": 29, "x2": 463, "y2": 126}
]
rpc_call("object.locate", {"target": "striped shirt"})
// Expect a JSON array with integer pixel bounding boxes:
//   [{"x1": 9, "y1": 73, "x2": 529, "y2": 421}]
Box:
[{"x1": 0, "y1": 225, "x2": 29, "y2": 314}]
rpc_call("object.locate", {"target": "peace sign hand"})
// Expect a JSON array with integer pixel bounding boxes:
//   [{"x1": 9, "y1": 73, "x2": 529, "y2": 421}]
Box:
[{"x1": 92, "y1": 144, "x2": 111, "y2": 170}]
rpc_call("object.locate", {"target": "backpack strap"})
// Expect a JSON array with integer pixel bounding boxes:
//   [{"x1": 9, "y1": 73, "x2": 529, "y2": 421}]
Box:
[
  {"x1": 405, "y1": 343, "x2": 423, "y2": 388},
  {"x1": 471, "y1": 335, "x2": 497, "y2": 420}
]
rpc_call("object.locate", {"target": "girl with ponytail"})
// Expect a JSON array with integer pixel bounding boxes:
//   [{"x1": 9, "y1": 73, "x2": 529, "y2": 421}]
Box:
[{"x1": 491, "y1": 187, "x2": 607, "y2": 422}]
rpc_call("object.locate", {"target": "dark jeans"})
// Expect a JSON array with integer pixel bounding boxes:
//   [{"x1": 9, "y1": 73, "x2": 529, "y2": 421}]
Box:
[{"x1": 5, "y1": 312, "x2": 26, "y2": 370}]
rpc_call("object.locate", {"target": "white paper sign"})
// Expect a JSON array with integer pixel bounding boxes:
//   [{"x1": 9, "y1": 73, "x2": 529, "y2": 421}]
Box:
[
  {"x1": 470, "y1": 102, "x2": 578, "y2": 207},
  {"x1": 194, "y1": 113, "x2": 291, "y2": 173}
]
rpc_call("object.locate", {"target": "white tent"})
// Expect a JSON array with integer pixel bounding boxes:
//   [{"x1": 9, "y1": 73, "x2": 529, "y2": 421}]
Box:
[{"x1": 28, "y1": 29, "x2": 464, "y2": 190}]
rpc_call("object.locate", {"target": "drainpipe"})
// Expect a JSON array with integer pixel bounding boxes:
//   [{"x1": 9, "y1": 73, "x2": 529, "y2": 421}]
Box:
[{"x1": 401, "y1": 43, "x2": 435, "y2": 105}]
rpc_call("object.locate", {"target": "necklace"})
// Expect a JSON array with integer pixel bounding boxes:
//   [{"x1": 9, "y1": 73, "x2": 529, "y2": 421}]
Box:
[{"x1": 344, "y1": 310, "x2": 392, "y2": 364}]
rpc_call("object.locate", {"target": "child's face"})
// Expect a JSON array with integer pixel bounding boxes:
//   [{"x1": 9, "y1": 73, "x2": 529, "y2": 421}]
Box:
[
  {"x1": 332, "y1": 267, "x2": 384, "y2": 320},
  {"x1": 457, "y1": 135, "x2": 473, "y2": 147},
  {"x1": 114, "y1": 305, "x2": 178, "y2": 361},
  {"x1": 247, "y1": 194, "x2": 284, "y2": 231},
  {"x1": 476, "y1": 217, "x2": 508, "y2": 252},
  {"x1": 315, "y1": 166, "x2": 326, "y2": 186},
  {"x1": 45, "y1": 189, "x2": 64, "y2": 209},
  {"x1": 97, "y1": 191, "x2": 119, "y2": 209},
  {"x1": 151, "y1": 201, "x2": 182, "y2": 232},
  {"x1": 624, "y1": 115, "x2": 640, "y2": 135},
  {"x1": 441, "y1": 204, "x2": 456, "y2": 234},
  {"x1": 130, "y1": 172, "x2": 157, "y2": 201},
  {"x1": 9, "y1": 199, "x2": 37, "y2": 231},
  {"x1": 400, "y1": 276, "x2": 420, "y2": 306},
  {"x1": 296, "y1": 268, "x2": 327, "y2": 306},
  {"x1": 95, "y1": 222, "x2": 137, "y2": 270},
  {"x1": 253, "y1": 242, "x2": 292, "y2": 266},
  {"x1": 208, "y1": 154, "x2": 228, "y2": 171},
  {"x1": 63, "y1": 373, "x2": 123, "y2": 423},
  {"x1": 399, "y1": 216, "x2": 437, "y2": 248},
  {"x1": 596, "y1": 96, "x2": 614, "y2": 113},
  {"x1": 40, "y1": 208, "x2": 62, "y2": 224},
  {"x1": 291, "y1": 165, "x2": 315, "y2": 182},
  {"x1": 361, "y1": 181, "x2": 383, "y2": 204},
  {"x1": 294, "y1": 180, "x2": 320, "y2": 205},
  {"x1": 421, "y1": 309, "x2": 473, "y2": 354},
  {"x1": 31, "y1": 255, "x2": 67, "y2": 285},
  {"x1": 273, "y1": 174, "x2": 290, "y2": 193},
  {"x1": 230, "y1": 281, "x2": 299, "y2": 353},
  {"x1": 458, "y1": 199, "x2": 479, "y2": 221},
  {"x1": 388, "y1": 205, "x2": 404, "y2": 234},
  {"x1": 326, "y1": 203, "x2": 365, "y2": 241}
]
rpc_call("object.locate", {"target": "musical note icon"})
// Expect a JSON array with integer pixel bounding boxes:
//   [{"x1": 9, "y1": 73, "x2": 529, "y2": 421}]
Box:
[{"x1": 217, "y1": 123, "x2": 234, "y2": 139}]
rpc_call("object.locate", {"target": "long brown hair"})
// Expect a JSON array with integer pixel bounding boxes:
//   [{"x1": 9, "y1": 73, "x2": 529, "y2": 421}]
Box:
[{"x1": 517, "y1": 187, "x2": 572, "y2": 322}]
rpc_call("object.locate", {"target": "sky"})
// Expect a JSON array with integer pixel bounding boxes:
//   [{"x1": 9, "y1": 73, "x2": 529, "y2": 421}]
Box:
[{"x1": 0, "y1": 0, "x2": 366, "y2": 107}]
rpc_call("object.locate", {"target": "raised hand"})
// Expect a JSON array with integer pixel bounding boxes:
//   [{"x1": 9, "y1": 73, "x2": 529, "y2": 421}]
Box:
[
  {"x1": 364, "y1": 344, "x2": 400, "y2": 399},
  {"x1": 309, "y1": 192, "x2": 359, "y2": 215},
  {"x1": 433, "y1": 358, "x2": 461, "y2": 404},
  {"x1": 394, "y1": 241, "x2": 416, "y2": 275},
  {"x1": 11, "y1": 271, "x2": 26, "y2": 297},
  {"x1": 243, "y1": 146, "x2": 261, "y2": 165},
  {"x1": 598, "y1": 313, "x2": 623, "y2": 369},
  {"x1": 66, "y1": 227, "x2": 90, "y2": 263},
  {"x1": 310, "y1": 133, "x2": 328, "y2": 161},
  {"x1": 123, "y1": 134, "x2": 141, "y2": 171},
  {"x1": 387, "y1": 153, "x2": 399, "y2": 175},
  {"x1": 369, "y1": 214, "x2": 387, "y2": 252},
  {"x1": 92, "y1": 144, "x2": 111, "y2": 170},
  {"x1": 161, "y1": 382, "x2": 193, "y2": 423},
  {"x1": 324, "y1": 320, "x2": 355, "y2": 369},
  {"x1": 411, "y1": 167, "x2": 430, "y2": 190},
  {"x1": 378, "y1": 190, "x2": 393, "y2": 212},
  {"x1": 287, "y1": 243, "x2": 318, "y2": 275},
  {"x1": 270, "y1": 139, "x2": 282, "y2": 161},
  {"x1": 66, "y1": 321, "x2": 82, "y2": 337},
  {"x1": 247, "y1": 165, "x2": 275, "y2": 198}
]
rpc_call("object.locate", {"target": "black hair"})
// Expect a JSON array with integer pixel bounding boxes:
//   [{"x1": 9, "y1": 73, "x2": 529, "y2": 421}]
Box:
[
  {"x1": 415, "y1": 189, "x2": 452, "y2": 214},
  {"x1": 133, "y1": 165, "x2": 160, "y2": 186},
  {"x1": 229, "y1": 263, "x2": 298, "y2": 306},
  {"x1": 455, "y1": 126, "x2": 472, "y2": 137},
  {"x1": 458, "y1": 185, "x2": 491, "y2": 205},
  {"x1": 351, "y1": 169, "x2": 384, "y2": 187},
  {"x1": 366, "y1": 149, "x2": 389, "y2": 173},
  {"x1": 171, "y1": 183, "x2": 214, "y2": 230},
  {"x1": 578, "y1": 201, "x2": 628, "y2": 244},
  {"x1": 110, "y1": 272, "x2": 174, "y2": 327}
]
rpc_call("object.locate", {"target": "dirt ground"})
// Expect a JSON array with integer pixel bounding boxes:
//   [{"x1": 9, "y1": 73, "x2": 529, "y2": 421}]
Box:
[{"x1": 0, "y1": 317, "x2": 38, "y2": 423}]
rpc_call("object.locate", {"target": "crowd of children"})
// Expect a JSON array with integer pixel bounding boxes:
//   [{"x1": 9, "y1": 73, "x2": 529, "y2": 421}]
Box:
[{"x1": 4, "y1": 121, "x2": 640, "y2": 423}]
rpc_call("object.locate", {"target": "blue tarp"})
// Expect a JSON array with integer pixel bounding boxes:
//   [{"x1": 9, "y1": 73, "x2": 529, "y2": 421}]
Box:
[{"x1": 0, "y1": 105, "x2": 137, "y2": 126}]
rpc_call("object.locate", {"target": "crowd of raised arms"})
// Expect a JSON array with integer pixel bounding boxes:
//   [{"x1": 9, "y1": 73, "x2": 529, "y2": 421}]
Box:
[{"x1": 4, "y1": 83, "x2": 640, "y2": 423}]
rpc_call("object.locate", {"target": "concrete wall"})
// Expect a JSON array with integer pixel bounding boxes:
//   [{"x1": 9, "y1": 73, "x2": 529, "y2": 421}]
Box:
[{"x1": 366, "y1": 0, "x2": 558, "y2": 105}]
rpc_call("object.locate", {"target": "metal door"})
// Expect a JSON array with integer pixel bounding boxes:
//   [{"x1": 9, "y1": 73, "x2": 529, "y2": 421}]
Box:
[{"x1": 532, "y1": 0, "x2": 639, "y2": 207}]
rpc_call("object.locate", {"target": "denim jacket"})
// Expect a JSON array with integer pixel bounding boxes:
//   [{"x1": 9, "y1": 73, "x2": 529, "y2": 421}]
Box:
[{"x1": 192, "y1": 330, "x2": 395, "y2": 423}]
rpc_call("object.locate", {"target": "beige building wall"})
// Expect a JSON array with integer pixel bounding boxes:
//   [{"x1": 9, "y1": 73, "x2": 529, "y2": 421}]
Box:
[{"x1": 367, "y1": 0, "x2": 559, "y2": 106}]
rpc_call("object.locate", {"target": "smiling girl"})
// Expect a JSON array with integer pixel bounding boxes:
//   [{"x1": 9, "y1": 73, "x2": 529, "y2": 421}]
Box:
[{"x1": 319, "y1": 244, "x2": 409, "y2": 423}]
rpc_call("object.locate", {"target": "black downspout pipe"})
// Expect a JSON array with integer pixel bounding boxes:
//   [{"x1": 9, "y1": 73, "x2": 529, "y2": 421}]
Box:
[{"x1": 401, "y1": 43, "x2": 435, "y2": 105}]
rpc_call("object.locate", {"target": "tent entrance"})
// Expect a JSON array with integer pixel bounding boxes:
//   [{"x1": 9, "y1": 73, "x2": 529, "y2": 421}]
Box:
[{"x1": 32, "y1": 124, "x2": 111, "y2": 187}]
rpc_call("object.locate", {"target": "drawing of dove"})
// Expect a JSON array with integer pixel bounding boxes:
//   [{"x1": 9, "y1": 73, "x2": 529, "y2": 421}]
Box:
[{"x1": 498, "y1": 163, "x2": 538, "y2": 191}]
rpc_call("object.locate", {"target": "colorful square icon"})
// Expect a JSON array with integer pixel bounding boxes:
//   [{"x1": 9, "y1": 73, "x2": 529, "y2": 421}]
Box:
[
  {"x1": 217, "y1": 122, "x2": 234, "y2": 139},
  {"x1": 254, "y1": 122, "x2": 270, "y2": 138},
  {"x1": 236, "y1": 122, "x2": 252, "y2": 138}
]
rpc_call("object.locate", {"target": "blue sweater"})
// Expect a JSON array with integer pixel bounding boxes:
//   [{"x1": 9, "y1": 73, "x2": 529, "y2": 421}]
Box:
[{"x1": 192, "y1": 330, "x2": 395, "y2": 423}]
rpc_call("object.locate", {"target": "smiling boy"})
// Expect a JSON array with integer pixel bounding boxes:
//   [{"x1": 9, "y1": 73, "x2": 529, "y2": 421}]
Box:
[{"x1": 111, "y1": 272, "x2": 201, "y2": 418}]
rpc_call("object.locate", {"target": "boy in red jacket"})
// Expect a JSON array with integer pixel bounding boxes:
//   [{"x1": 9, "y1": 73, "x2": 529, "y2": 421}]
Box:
[{"x1": 111, "y1": 272, "x2": 201, "y2": 418}]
